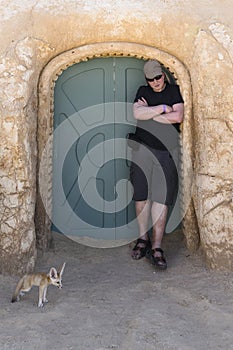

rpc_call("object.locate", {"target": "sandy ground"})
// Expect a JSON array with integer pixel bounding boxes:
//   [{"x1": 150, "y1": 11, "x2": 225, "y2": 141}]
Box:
[{"x1": 1, "y1": 230, "x2": 233, "y2": 350}]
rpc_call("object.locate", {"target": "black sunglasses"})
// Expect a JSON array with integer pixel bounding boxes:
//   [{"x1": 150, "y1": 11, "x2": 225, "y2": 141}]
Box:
[{"x1": 146, "y1": 74, "x2": 163, "y2": 82}]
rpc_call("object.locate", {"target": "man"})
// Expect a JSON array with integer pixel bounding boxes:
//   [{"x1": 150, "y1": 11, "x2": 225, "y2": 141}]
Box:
[{"x1": 130, "y1": 59, "x2": 184, "y2": 269}]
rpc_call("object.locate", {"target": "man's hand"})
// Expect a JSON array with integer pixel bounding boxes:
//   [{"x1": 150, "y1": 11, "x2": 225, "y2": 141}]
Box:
[
  {"x1": 163, "y1": 105, "x2": 173, "y2": 113},
  {"x1": 136, "y1": 97, "x2": 148, "y2": 106}
]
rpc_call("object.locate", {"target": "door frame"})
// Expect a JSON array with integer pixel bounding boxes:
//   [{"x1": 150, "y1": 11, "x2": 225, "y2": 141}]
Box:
[{"x1": 36, "y1": 42, "x2": 193, "y2": 249}]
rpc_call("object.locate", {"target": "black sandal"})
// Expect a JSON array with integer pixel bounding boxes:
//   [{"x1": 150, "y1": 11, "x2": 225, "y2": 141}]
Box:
[
  {"x1": 131, "y1": 238, "x2": 151, "y2": 260},
  {"x1": 148, "y1": 248, "x2": 167, "y2": 270}
]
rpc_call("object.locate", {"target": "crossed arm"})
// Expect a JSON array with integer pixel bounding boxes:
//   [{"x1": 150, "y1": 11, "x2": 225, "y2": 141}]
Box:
[{"x1": 133, "y1": 97, "x2": 184, "y2": 124}]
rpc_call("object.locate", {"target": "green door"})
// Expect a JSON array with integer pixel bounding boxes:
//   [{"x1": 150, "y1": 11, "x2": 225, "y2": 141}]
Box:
[{"x1": 52, "y1": 57, "x2": 145, "y2": 244}]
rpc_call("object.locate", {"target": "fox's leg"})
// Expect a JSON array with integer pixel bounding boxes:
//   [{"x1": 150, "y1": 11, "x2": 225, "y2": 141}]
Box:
[
  {"x1": 42, "y1": 286, "x2": 48, "y2": 303},
  {"x1": 38, "y1": 286, "x2": 44, "y2": 307},
  {"x1": 11, "y1": 277, "x2": 25, "y2": 303}
]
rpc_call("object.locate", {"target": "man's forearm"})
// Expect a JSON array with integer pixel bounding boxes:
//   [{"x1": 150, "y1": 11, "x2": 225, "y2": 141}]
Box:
[
  {"x1": 133, "y1": 103, "x2": 164, "y2": 120},
  {"x1": 154, "y1": 103, "x2": 184, "y2": 124},
  {"x1": 153, "y1": 110, "x2": 183, "y2": 124}
]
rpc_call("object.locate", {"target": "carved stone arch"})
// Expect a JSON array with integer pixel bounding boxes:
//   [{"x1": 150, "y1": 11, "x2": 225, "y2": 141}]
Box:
[{"x1": 36, "y1": 42, "x2": 196, "y2": 250}]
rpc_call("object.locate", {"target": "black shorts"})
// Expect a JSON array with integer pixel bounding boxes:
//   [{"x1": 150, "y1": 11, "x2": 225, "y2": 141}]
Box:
[{"x1": 130, "y1": 144, "x2": 178, "y2": 205}]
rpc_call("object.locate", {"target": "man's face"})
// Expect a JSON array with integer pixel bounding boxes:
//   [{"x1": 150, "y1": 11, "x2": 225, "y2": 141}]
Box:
[{"x1": 147, "y1": 73, "x2": 165, "y2": 92}]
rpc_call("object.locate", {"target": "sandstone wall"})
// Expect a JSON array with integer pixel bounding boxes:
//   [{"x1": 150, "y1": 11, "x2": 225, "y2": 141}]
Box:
[{"x1": 0, "y1": 0, "x2": 232, "y2": 273}]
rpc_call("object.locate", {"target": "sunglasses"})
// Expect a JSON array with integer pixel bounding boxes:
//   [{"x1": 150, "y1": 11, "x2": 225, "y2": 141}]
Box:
[{"x1": 146, "y1": 74, "x2": 163, "y2": 82}]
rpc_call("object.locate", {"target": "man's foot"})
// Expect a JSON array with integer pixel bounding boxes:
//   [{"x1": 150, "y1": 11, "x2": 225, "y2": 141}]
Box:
[
  {"x1": 149, "y1": 248, "x2": 167, "y2": 270},
  {"x1": 131, "y1": 238, "x2": 151, "y2": 260}
]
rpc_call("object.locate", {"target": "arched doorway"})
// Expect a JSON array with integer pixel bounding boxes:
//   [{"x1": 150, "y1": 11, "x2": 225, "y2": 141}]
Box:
[{"x1": 36, "y1": 42, "x2": 193, "y2": 250}]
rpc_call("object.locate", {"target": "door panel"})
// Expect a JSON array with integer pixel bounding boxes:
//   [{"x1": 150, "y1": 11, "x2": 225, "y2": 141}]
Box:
[{"x1": 52, "y1": 57, "x2": 145, "y2": 243}]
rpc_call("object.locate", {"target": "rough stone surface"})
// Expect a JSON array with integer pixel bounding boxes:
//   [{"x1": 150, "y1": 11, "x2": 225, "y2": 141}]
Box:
[{"x1": 0, "y1": 0, "x2": 233, "y2": 273}]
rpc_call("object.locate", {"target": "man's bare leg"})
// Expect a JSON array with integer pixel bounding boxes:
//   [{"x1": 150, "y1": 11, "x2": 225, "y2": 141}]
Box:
[
  {"x1": 131, "y1": 200, "x2": 151, "y2": 259},
  {"x1": 136, "y1": 200, "x2": 151, "y2": 237},
  {"x1": 151, "y1": 201, "x2": 168, "y2": 260}
]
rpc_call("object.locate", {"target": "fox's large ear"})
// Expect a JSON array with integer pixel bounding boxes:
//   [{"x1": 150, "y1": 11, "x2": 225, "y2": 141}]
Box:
[
  {"x1": 59, "y1": 262, "x2": 66, "y2": 277},
  {"x1": 49, "y1": 267, "x2": 58, "y2": 279}
]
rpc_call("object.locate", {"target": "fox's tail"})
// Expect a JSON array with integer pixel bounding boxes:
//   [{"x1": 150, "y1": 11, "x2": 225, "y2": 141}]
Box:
[{"x1": 11, "y1": 277, "x2": 24, "y2": 303}]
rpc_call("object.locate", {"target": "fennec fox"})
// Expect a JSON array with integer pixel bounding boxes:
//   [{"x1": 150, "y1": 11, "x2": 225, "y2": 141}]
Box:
[{"x1": 11, "y1": 262, "x2": 66, "y2": 307}]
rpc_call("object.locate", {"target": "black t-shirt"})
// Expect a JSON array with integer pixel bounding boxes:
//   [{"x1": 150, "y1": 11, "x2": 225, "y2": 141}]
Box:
[{"x1": 134, "y1": 83, "x2": 184, "y2": 150}]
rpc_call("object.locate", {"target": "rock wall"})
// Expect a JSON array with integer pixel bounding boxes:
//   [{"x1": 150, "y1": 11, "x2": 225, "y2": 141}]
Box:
[
  {"x1": 0, "y1": 0, "x2": 232, "y2": 273},
  {"x1": 192, "y1": 26, "x2": 233, "y2": 268}
]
